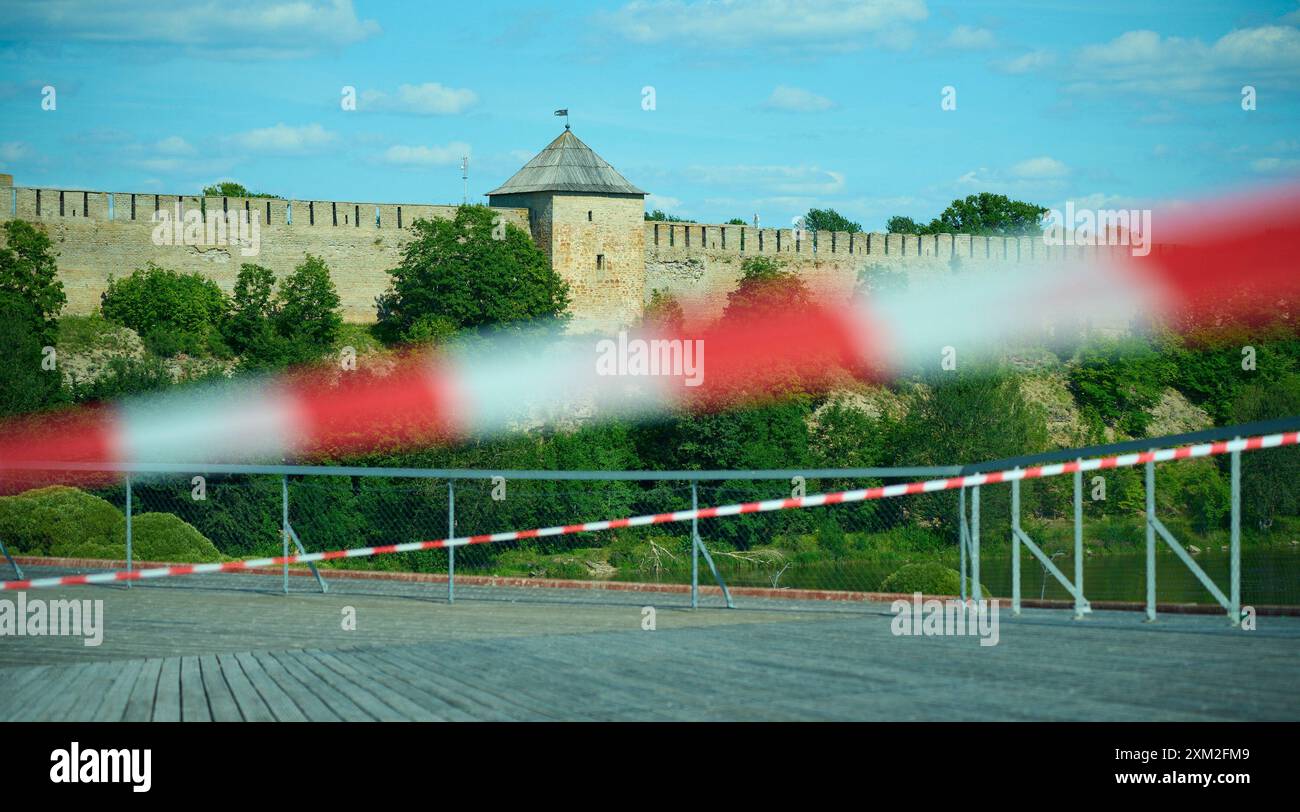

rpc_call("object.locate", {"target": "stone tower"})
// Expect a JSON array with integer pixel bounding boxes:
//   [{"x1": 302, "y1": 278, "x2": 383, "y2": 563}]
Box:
[{"x1": 487, "y1": 129, "x2": 646, "y2": 333}]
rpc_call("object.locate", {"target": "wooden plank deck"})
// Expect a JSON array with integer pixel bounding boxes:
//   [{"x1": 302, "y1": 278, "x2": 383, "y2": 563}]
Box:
[{"x1": 2, "y1": 567, "x2": 1299, "y2": 721}]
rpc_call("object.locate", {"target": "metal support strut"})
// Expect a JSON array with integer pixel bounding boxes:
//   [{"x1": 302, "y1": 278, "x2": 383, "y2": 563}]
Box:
[
  {"x1": 1010, "y1": 475, "x2": 1090, "y2": 617},
  {"x1": 281, "y1": 475, "x2": 328, "y2": 595},
  {"x1": 690, "y1": 482, "x2": 734, "y2": 609},
  {"x1": 0, "y1": 537, "x2": 23, "y2": 581}
]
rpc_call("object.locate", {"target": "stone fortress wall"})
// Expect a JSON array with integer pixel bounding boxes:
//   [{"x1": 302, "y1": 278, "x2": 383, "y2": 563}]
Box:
[
  {"x1": 1, "y1": 173, "x2": 1136, "y2": 328},
  {"x1": 642, "y1": 220, "x2": 1133, "y2": 322},
  {"x1": 0, "y1": 175, "x2": 528, "y2": 322}
]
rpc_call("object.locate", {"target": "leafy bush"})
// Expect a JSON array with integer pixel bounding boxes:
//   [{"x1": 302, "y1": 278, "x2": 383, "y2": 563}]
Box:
[
  {"x1": 1156, "y1": 459, "x2": 1229, "y2": 534},
  {"x1": 880, "y1": 562, "x2": 984, "y2": 597},
  {"x1": 101, "y1": 263, "x2": 229, "y2": 356},
  {"x1": 1230, "y1": 373, "x2": 1300, "y2": 529},
  {"x1": 0, "y1": 486, "x2": 221, "y2": 562},
  {"x1": 0, "y1": 486, "x2": 124, "y2": 557},
  {"x1": 66, "y1": 354, "x2": 174, "y2": 403},
  {"x1": 1067, "y1": 336, "x2": 1174, "y2": 436},
  {"x1": 1169, "y1": 326, "x2": 1298, "y2": 423},
  {"x1": 721, "y1": 256, "x2": 812, "y2": 322},
  {"x1": 640, "y1": 289, "x2": 685, "y2": 333},
  {"x1": 402, "y1": 313, "x2": 459, "y2": 345},
  {"x1": 130, "y1": 513, "x2": 222, "y2": 562}
]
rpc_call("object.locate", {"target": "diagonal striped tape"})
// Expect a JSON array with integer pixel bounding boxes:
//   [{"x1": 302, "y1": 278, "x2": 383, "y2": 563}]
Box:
[{"x1": 4, "y1": 430, "x2": 1296, "y2": 591}]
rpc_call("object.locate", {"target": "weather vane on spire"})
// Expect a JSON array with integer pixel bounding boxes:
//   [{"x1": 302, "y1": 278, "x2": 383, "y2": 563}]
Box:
[{"x1": 554, "y1": 108, "x2": 569, "y2": 130}]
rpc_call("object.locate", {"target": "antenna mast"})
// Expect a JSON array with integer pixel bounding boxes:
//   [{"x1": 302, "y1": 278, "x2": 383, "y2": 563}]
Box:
[{"x1": 461, "y1": 155, "x2": 469, "y2": 205}]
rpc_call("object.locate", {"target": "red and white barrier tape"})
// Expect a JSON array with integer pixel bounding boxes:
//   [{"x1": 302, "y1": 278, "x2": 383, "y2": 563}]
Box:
[{"x1": 4, "y1": 430, "x2": 1297, "y2": 591}]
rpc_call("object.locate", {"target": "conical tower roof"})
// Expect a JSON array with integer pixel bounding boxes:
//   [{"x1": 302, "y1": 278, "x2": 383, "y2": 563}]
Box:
[{"x1": 487, "y1": 130, "x2": 645, "y2": 196}]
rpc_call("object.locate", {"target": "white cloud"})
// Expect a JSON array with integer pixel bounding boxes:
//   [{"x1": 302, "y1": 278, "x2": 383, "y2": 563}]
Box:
[
  {"x1": 690, "y1": 164, "x2": 846, "y2": 196},
  {"x1": 1011, "y1": 156, "x2": 1070, "y2": 179},
  {"x1": 360, "y1": 83, "x2": 479, "y2": 115},
  {"x1": 602, "y1": 0, "x2": 928, "y2": 52},
  {"x1": 154, "y1": 136, "x2": 196, "y2": 156},
  {"x1": 227, "y1": 123, "x2": 336, "y2": 154},
  {"x1": 762, "y1": 85, "x2": 834, "y2": 112},
  {"x1": 1059, "y1": 192, "x2": 1132, "y2": 211},
  {"x1": 0, "y1": 142, "x2": 33, "y2": 163},
  {"x1": 2, "y1": 0, "x2": 381, "y2": 59},
  {"x1": 944, "y1": 25, "x2": 996, "y2": 50},
  {"x1": 380, "y1": 142, "x2": 471, "y2": 167},
  {"x1": 646, "y1": 194, "x2": 684, "y2": 212},
  {"x1": 992, "y1": 49, "x2": 1054, "y2": 74},
  {"x1": 1250, "y1": 156, "x2": 1300, "y2": 174},
  {"x1": 1071, "y1": 26, "x2": 1300, "y2": 97}
]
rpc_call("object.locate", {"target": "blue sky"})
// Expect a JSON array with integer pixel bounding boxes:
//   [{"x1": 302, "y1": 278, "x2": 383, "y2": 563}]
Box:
[{"x1": 1, "y1": 0, "x2": 1298, "y2": 230}]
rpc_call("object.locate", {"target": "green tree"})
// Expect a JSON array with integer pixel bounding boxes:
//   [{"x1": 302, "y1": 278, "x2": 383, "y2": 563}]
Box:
[
  {"x1": 275, "y1": 254, "x2": 342, "y2": 360},
  {"x1": 0, "y1": 291, "x2": 67, "y2": 416},
  {"x1": 201, "y1": 182, "x2": 281, "y2": 198},
  {"x1": 224, "y1": 264, "x2": 278, "y2": 353},
  {"x1": 377, "y1": 205, "x2": 569, "y2": 341},
  {"x1": 644, "y1": 209, "x2": 695, "y2": 223},
  {"x1": 887, "y1": 194, "x2": 1048, "y2": 236},
  {"x1": 722, "y1": 256, "x2": 812, "y2": 323},
  {"x1": 100, "y1": 263, "x2": 229, "y2": 356},
  {"x1": 640, "y1": 289, "x2": 685, "y2": 333},
  {"x1": 0, "y1": 220, "x2": 66, "y2": 345},
  {"x1": 803, "y1": 208, "x2": 862, "y2": 233},
  {"x1": 886, "y1": 215, "x2": 933, "y2": 235},
  {"x1": 933, "y1": 193, "x2": 1047, "y2": 236},
  {"x1": 725, "y1": 218, "x2": 747, "y2": 226}
]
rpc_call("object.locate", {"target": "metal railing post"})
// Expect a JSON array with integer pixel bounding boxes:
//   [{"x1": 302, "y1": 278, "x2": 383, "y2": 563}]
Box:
[
  {"x1": 125, "y1": 474, "x2": 133, "y2": 589},
  {"x1": 1073, "y1": 464, "x2": 1085, "y2": 619},
  {"x1": 1144, "y1": 458, "x2": 1156, "y2": 622},
  {"x1": 971, "y1": 485, "x2": 981, "y2": 603},
  {"x1": 1230, "y1": 440, "x2": 1241, "y2": 627},
  {"x1": 281, "y1": 475, "x2": 289, "y2": 595},
  {"x1": 690, "y1": 482, "x2": 699, "y2": 610},
  {"x1": 448, "y1": 480, "x2": 455, "y2": 605},
  {"x1": 959, "y1": 487, "x2": 968, "y2": 603},
  {"x1": 1011, "y1": 476, "x2": 1021, "y2": 616}
]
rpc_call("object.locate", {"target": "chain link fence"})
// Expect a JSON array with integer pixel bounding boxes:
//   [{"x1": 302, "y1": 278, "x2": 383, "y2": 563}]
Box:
[{"x1": 2, "y1": 426, "x2": 1297, "y2": 611}]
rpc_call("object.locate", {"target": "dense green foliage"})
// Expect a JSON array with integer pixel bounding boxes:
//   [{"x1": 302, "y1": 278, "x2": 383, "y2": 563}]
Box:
[
  {"x1": 803, "y1": 208, "x2": 862, "y2": 233},
  {"x1": 1067, "y1": 336, "x2": 1176, "y2": 435},
  {"x1": 101, "y1": 263, "x2": 230, "y2": 356},
  {"x1": 640, "y1": 288, "x2": 686, "y2": 332},
  {"x1": 0, "y1": 220, "x2": 66, "y2": 346},
  {"x1": 0, "y1": 291, "x2": 67, "y2": 416},
  {"x1": 376, "y1": 205, "x2": 569, "y2": 342},
  {"x1": 644, "y1": 210, "x2": 695, "y2": 223},
  {"x1": 722, "y1": 256, "x2": 813, "y2": 322},
  {"x1": 0, "y1": 486, "x2": 220, "y2": 561},
  {"x1": 201, "y1": 182, "x2": 281, "y2": 199},
  {"x1": 887, "y1": 193, "x2": 1048, "y2": 236},
  {"x1": 881, "y1": 562, "x2": 983, "y2": 597}
]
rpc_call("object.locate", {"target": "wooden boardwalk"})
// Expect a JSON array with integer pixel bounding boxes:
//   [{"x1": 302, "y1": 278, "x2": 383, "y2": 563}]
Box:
[{"x1": 2, "y1": 567, "x2": 1299, "y2": 721}]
